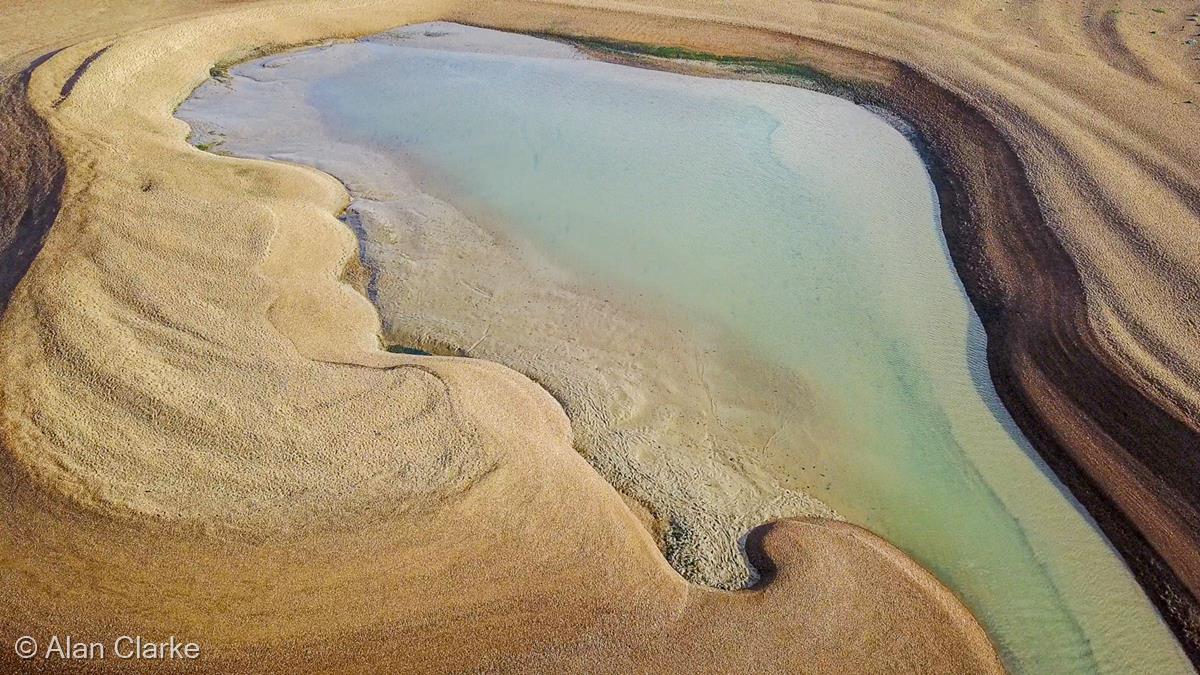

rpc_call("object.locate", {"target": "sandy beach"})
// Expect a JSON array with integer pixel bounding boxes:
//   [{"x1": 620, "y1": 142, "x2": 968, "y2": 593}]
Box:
[{"x1": 0, "y1": 0, "x2": 1197, "y2": 671}]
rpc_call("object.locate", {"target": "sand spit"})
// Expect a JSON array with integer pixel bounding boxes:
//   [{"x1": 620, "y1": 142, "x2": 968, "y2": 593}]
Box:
[{"x1": 0, "y1": 0, "x2": 1001, "y2": 672}]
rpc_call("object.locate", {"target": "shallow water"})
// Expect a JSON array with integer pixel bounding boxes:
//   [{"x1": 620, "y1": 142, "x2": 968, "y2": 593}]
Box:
[{"x1": 179, "y1": 23, "x2": 1190, "y2": 674}]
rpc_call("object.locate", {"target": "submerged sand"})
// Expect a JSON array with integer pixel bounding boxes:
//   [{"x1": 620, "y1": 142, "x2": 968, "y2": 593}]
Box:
[
  {"x1": 0, "y1": 0, "x2": 1197, "y2": 671},
  {"x1": 453, "y1": 1, "x2": 1200, "y2": 663},
  {"x1": 0, "y1": 1, "x2": 1002, "y2": 672},
  {"x1": 178, "y1": 25, "x2": 843, "y2": 591}
]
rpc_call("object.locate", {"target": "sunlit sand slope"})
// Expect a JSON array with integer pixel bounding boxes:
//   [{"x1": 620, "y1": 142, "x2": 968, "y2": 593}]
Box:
[
  {"x1": 0, "y1": 1, "x2": 1000, "y2": 672},
  {"x1": 455, "y1": 0, "x2": 1200, "y2": 661}
]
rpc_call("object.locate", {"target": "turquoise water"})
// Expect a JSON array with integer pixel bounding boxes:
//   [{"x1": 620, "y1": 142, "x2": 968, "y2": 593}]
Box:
[{"x1": 188, "y1": 24, "x2": 1190, "y2": 674}]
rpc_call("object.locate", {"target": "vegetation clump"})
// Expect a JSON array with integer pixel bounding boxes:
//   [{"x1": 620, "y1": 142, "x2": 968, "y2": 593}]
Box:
[{"x1": 549, "y1": 35, "x2": 848, "y2": 95}]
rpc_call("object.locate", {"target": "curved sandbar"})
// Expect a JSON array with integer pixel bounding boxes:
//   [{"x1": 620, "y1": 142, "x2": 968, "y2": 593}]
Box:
[
  {"x1": 0, "y1": 0, "x2": 1196, "y2": 670},
  {"x1": 0, "y1": 1, "x2": 1000, "y2": 672},
  {"x1": 178, "y1": 21, "x2": 1191, "y2": 671},
  {"x1": 455, "y1": 0, "x2": 1200, "y2": 663}
]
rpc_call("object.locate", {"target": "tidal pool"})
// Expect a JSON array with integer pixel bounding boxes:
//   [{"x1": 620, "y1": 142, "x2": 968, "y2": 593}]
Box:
[{"x1": 178, "y1": 23, "x2": 1190, "y2": 673}]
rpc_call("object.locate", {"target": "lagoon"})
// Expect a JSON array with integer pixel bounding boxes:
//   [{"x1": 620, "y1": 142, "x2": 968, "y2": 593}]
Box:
[{"x1": 177, "y1": 23, "x2": 1189, "y2": 673}]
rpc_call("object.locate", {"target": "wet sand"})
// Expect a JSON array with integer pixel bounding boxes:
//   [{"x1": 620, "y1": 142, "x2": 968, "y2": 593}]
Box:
[
  {"x1": 455, "y1": 2, "x2": 1200, "y2": 662},
  {"x1": 176, "y1": 24, "x2": 1191, "y2": 671},
  {"x1": 178, "y1": 26, "x2": 848, "y2": 591},
  {"x1": 0, "y1": 0, "x2": 1197, "y2": 671},
  {"x1": 0, "y1": 1, "x2": 1002, "y2": 672}
]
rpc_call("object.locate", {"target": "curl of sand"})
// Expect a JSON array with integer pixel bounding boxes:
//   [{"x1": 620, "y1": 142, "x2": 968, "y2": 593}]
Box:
[
  {"x1": 0, "y1": 1, "x2": 1002, "y2": 672},
  {"x1": 177, "y1": 32, "x2": 844, "y2": 592},
  {"x1": 454, "y1": 0, "x2": 1200, "y2": 663}
]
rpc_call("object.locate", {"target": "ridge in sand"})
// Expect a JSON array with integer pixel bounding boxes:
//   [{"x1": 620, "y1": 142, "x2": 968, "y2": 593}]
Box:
[
  {"x1": 0, "y1": 1, "x2": 1000, "y2": 672},
  {"x1": 0, "y1": 0, "x2": 1197, "y2": 671}
]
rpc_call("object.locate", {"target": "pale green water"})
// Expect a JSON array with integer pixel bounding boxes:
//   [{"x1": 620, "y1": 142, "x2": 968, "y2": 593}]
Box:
[{"x1": 180, "y1": 23, "x2": 1191, "y2": 674}]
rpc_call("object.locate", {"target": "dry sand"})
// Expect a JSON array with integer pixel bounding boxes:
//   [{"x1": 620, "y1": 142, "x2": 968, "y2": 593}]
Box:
[{"x1": 0, "y1": 0, "x2": 1196, "y2": 671}]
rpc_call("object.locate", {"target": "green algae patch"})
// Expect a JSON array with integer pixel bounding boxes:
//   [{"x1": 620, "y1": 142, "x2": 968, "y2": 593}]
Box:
[{"x1": 542, "y1": 35, "x2": 849, "y2": 95}]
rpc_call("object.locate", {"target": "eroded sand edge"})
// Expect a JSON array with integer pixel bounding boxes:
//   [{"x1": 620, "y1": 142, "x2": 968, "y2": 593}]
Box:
[{"x1": 0, "y1": 0, "x2": 1003, "y2": 672}]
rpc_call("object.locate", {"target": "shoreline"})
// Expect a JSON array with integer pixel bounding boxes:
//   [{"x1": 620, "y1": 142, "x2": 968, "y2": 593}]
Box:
[
  {"x1": 0, "y1": 0, "x2": 1196, "y2": 670},
  {"x1": 459, "y1": 8, "x2": 1200, "y2": 661},
  {"x1": 180, "y1": 47, "x2": 851, "y2": 591},
  {"x1": 175, "y1": 25, "x2": 1186, "y2": 670},
  {"x1": 0, "y1": 2, "x2": 1004, "y2": 672}
]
